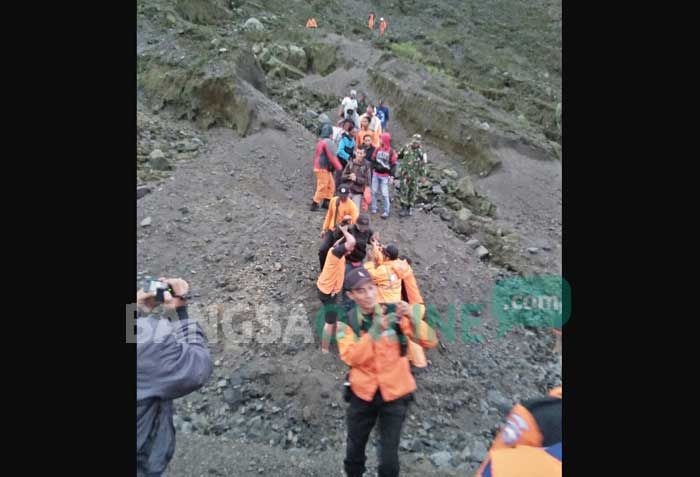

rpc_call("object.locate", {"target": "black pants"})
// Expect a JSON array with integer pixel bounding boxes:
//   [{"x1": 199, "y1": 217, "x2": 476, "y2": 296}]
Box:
[
  {"x1": 318, "y1": 230, "x2": 338, "y2": 270},
  {"x1": 318, "y1": 289, "x2": 339, "y2": 324},
  {"x1": 344, "y1": 391, "x2": 411, "y2": 477}
]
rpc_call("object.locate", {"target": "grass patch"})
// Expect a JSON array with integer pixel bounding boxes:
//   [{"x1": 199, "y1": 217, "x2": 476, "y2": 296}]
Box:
[{"x1": 390, "y1": 42, "x2": 422, "y2": 62}]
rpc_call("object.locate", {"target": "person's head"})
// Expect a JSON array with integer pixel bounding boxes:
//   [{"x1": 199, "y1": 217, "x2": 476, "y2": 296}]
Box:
[
  {"x1": 319, "y1": 123, "x2": 333, "y2": 139},
  {"x1": 356, "y1": 213, "x2": 370, "y2": 233},
  {"x1": 366, "y1": 106, "x2": 374, "y2": 117},
  {"x1": 349, "y1": 127, "x2": 357, "y2": 138},
  {"x1": 380, "y1": 132, "x2": 392, "y2": 149},
  {"x1": 362, "y1": 134, "x2": 372, "y2": 148},
  {"x1": 354, "y1": 147, "x2": 366, "y2": 163},
  {"x1": 360, "y1": 116, "x2": 369, "y2": 130},
  {"x1": 411, "y1": 133, "x2": 422, "y2": 149},
  {"x1": 338, "y1": 185, "x2": 350, "y2": 202},
  {"x1": 383, "y1": 244, "x2": 399, "y2": 261},
  {"x1": 345, "y1": 267, "x2": 377, "y2": 313},
  {"x1": 342, "y1": 119, "x2": 354, "y2": 132},
  {"x1": 379, "y1": 98, "x2": 385, "y2": 107},
  {"x1": 350, "y1": 89, "x2": 357, "y2": 99}
]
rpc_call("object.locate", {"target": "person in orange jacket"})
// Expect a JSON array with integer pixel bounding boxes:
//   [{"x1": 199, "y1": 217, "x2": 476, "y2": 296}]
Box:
[
  {"x1": 379, "y1": 17, "x2": 388, "y2": 36},
  {"x1": 318, "y1": 185, "x2": 359, "y2": 270},
  {"x1": 356, "y1": 116, "x2": 381, "y2": 150},
  {"x1": 337, "y1": 267, "x2": 438, "y2": 477},
  {"x1": 306, "y1": 18, "x2": 317, "y2": 28},
  {"x1": 475, "y1": 387, "x2": 562, "y2": 477},
  {"x1": 368, "y1": 12, "x2": 376, "y2": 30},
  {"x1": 317, "y1": 223, "x2": 356, "y2": 353}
]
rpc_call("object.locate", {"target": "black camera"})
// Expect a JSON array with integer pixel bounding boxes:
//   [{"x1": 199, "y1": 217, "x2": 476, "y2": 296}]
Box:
[{"x1": 145, "y1": 279, "x2": 174, "y2": 304}]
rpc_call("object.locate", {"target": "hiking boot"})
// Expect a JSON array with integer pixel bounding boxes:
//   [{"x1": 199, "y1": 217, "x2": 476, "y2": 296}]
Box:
[
  {"x1": 310, "y1": 201, "x2": 319, "y2": 211},
  {"x1": 381, "y1": 212, "x2": 389, "y2": 219},
  {"x1": 398, "y1": 206, "x2": 409, "y2": 217},
  {"x1": 408, "y1": 207, "x2": 413, "y2": 216},
  {"x1": 370, "y1": 209, "x2": 378, "y2": 214},
  {"x1": 321, "y1": 199, "x2": 330, "y2": 209}
]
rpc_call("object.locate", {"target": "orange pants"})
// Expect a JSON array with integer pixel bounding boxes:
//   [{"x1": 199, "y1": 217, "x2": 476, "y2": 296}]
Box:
[
  {"x1": 361, "y1": 185, "x2": 371, "y2": 211},
  {"x1": 313, "y1": 169, "x2": 335, "y2": 204}
]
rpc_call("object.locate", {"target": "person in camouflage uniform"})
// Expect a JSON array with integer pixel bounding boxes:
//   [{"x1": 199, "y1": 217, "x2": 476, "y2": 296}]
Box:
[{"x1": 397, "y1": 134, "x2": 428, "y2": 217}]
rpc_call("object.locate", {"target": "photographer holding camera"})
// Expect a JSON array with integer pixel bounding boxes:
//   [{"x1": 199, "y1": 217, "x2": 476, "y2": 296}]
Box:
[{"x1": 136, "y1": 278, "x2": 213, "y2": 477}]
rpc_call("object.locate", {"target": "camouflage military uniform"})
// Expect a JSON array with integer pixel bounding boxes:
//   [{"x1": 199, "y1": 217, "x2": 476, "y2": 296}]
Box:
[{"x1": 397, "y1": 134, "x2": 428, "y2": 216}]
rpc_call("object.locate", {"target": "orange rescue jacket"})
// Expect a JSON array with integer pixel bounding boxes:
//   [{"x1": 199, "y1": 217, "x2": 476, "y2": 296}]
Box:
[
  {"x1": 322, "y1": 196, "x2": 359, "y2": 233},
  {"x1": 337, "y1": 303, "x2": 438, "y2": 402}
]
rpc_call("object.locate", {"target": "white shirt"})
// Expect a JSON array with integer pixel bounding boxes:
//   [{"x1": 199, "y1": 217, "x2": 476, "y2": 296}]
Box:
[{"x1": 341, "y1": 97, "x2": 358, "y2": 116}]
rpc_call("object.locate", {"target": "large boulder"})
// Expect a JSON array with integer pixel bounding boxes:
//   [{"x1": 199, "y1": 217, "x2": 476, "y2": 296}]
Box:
[
  {"x1": 452, "y1": 208, "x2": 473, "y2": 235},
  {"x1": 455, "y1": 175, "x2": 476, "y2": 199},
  {"x1": 138, "y1": 49, "x2": 269, "y2": 136},
  {"x1": 243, "y1": 17, "x2": 264, "y2": 32},
  {"x1": 304, "y1": 43, "x2": 338, "y2": 76},
  {"x1": 287, "y1": 45, "x2": 308, "y2": 71}
]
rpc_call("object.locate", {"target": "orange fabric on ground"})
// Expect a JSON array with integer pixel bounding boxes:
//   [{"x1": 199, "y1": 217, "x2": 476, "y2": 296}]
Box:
[
  {"x1": 317, "y1": 248, "x2": 346, "y2": 295},
  {"x1": 322, "y1": 197, "x2": 359, "y2": 232},
  {"x1": 306, "y1": 18, "x2": 317, "y2": 28},
  {"x1": 313, "y1": 170, "x2": 335, "y2": 204}
]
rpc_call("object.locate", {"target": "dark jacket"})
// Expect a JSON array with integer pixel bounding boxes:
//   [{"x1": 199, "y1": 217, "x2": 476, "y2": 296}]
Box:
[
  {"x1": 341, "y1": 160, "x2": 372, "y2": 194},
  {"x1": 137, "y1": 315, "x2": 213, "y2": 475},
  {"x1": 333, "y1": 224, "x2": 374, "y2": 263},
  {"x1": 370, "y1": 132, "x2": 398, "y2": 177}
]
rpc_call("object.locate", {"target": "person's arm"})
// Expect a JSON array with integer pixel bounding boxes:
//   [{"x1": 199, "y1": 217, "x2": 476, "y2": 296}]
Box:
[
  {"x1": 337, "y1": 138, "x2": 350, "y2": 161},
  {"x1": 337, "y1": 321, "x2": 376, "y2": 367},
  {"x1": 348, "y1": 200, "x2": 360, "y2": 224},
  {"x1": 324, "y1": 140, "x2": 343, "y2": 171},
  {"x1": 138, "y1": 312, "x2": 213, "y2": 400},
  {"x1": 336, "y1": 223, "x2": 356, "y2": 251},
  {"x1": 396, "y1": 301, "x2": 438, "y2": 349},
  {"x1": 321, "y1": 199, "x2": 335, "y2": 233},
  {"x1": 341, "y1": 162, "x2": 354, "y2": 181},
  {"x1": 390, "y1": 150, "x2": 398, "y2": 177}
]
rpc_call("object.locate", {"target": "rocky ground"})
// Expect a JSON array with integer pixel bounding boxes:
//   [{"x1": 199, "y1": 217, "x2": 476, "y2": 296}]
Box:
[{"x1": 136, "y1": 1, "x2": 561, "y2": 475}]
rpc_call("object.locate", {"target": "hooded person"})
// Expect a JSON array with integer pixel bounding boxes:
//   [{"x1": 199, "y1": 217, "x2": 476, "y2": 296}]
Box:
[
  {"x1": 312, "y1": 123, "x2": 343, "y2": 211},
  {"x1": 369, "y1": 132, "x2": 398, "y2": 219}
]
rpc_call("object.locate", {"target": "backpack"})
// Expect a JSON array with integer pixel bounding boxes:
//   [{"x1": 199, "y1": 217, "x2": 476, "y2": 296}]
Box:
[{"x1": 319, "y1": 138, "x2": 337, "y2": 171}]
